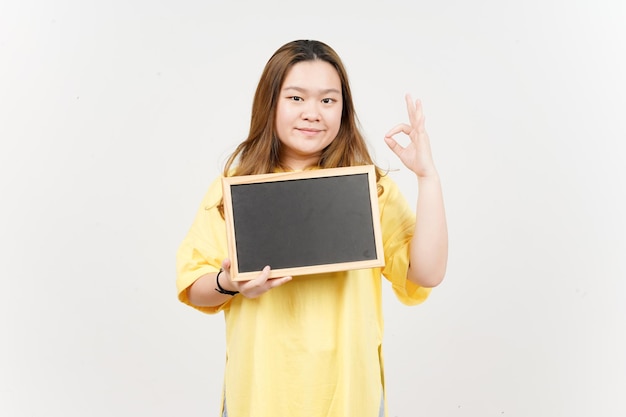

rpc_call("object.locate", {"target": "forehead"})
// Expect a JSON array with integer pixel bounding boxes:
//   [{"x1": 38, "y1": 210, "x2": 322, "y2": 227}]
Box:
[{"x1": 281, "y1": 60, "x2": 342, "y2": 92}]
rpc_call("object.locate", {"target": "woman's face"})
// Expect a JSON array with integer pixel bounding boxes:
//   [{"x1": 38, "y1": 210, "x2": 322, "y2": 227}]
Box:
[{"x1": 275, "y1": 60, "x2": 343, "y2": 170}]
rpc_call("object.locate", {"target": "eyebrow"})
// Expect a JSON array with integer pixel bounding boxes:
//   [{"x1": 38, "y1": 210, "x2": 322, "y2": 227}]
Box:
[{"x1": 282, "y1": 86, "x2": 342, "y2": 95}]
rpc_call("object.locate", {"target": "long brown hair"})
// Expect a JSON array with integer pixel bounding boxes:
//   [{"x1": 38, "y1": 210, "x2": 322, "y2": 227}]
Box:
[
  {"x1": 217, "y1": 40, "x2": 384, "y2": 214},
  {"x1": 224, "y1": 39, "x2": 382, "y2": 176}
]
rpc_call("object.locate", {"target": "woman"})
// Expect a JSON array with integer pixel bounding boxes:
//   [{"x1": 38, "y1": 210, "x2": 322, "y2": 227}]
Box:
[{"x1": 176, "y1": 39, "x2": 448, "y2": 417}]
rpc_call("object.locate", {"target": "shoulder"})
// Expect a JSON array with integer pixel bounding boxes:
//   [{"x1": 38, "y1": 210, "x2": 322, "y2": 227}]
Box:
[
  {"x1": 198, "y1": 175, "x2": 226, "y2": 209},
  {"x1": 378, "y1": 172, "x2": 398, "y2": 188},
  {"x1": 207, "y1": 175, "x2": 224, "y2": 194},
  {"x1": 200, "y1": 165, "x2": 243, "y2": 209},
  {"x1": 377, "y1": 172, "x2": 403, "y2": 201},
  {"x1": 377, "y1": 172, "x2": 413, "y2": 218}
]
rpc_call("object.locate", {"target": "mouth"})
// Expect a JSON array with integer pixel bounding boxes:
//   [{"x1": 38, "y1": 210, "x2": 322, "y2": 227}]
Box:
[{"x1": 296, "y1": 127, "x2": 323, "y2": 135}]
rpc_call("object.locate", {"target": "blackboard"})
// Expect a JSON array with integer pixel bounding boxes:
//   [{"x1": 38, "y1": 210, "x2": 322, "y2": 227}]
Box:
[{"x1": 222, "y1": 165, "x2": 385, "y2": 281}]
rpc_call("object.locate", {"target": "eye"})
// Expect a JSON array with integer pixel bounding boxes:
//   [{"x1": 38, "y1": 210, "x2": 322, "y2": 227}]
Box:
[
  {"x1": 289, "y1": 96, "x2": 303, "y2": 102},
  {"x1": 321, "y1": 98, "x2": 336, "y2": 104}
]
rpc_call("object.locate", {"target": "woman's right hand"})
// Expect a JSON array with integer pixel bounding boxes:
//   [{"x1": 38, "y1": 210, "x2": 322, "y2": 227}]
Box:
[{"x1": 220, "y1": 258, "x2": 292, "y2": 299}]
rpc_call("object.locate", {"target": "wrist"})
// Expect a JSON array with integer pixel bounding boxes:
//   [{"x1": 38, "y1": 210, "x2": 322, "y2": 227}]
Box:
[
  {"x1": 215, "y1": 269, "x2": 239, "y2": 296},
  {"x1": 416, "y1": 171, "x2": 440, "y2": 183}
]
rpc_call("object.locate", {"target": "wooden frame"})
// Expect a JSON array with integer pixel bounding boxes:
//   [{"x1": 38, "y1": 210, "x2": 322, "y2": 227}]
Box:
[{"x1": 222, "y1": 165, "x2": 385, "y2": 281}]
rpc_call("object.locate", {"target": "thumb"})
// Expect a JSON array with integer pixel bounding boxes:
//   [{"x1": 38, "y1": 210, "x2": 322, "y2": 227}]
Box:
[
  {"x1": 384, "y1": 136, "x2": 403, "y2": 156},
  {"x1": 221, "y1": 258, "x2": 231, "y2": 271}
]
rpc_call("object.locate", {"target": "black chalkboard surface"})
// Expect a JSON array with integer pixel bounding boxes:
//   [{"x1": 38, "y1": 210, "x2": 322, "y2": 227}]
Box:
[{"x1": 222, "y1": 165, "x2": 384, "y2": 281}]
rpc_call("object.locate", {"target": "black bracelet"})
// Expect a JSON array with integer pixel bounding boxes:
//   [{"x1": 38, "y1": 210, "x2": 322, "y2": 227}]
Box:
[{"x1": 215, "y1": 268, "x2": 239, "y2": 296}]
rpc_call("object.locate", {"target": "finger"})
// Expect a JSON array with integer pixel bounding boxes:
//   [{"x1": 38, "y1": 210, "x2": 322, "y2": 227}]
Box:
[
  {"x1": 405, "y1": 93, "x2": 416, "y2": 122},
  {"x1": 384, "y1": 136, "x2": 404, "y2": 156},
  {"x1": 255, "y1": 265, "x2": 271, "y2": 284},
  {"x1": 268, "y1": 276, "x2": 293, "y2": 289},
  {"x1": 245, "y1": 265, "x2": 271, "y2": 288},
  {"x1": 384, "y1": 123, "x2": 412, "y2": 138},
  {"x1": 405, "y1": 94, "x2": 425, "y2": 129},
  {"x1": 238, "y1": 265, "x2": 271, "y2": 294},
  {"x1": 221, "y1": 258, "x2": 231, "y2": 271},
  {"x1": 405, "y1": 93, "x2": 413, "y2": 113},
  {"x1": 413, "y1": 99, "x2": 426, "y2": 131},
  {"x1": 218, "y1": 258, "x2": 241, "y2": 291},
  {"x1": 221, "y1": 258, "x2": 233, "y2": 282}
]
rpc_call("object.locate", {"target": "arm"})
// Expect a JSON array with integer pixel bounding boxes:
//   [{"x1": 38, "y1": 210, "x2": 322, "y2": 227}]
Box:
[
  {"x1": 177, "y1": 177, "x2": 292, "y2": 310},
  {"x1": 384, "y1": 94, "x2": 448, "y2": 288},
  {"x1": 187, "y1": 259, "x2": 292, "y2": 307}
]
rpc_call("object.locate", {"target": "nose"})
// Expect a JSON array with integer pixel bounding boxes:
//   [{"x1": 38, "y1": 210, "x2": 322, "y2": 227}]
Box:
[{"x1": 301, "y1": 102, "x2": 321, "y2": 121}]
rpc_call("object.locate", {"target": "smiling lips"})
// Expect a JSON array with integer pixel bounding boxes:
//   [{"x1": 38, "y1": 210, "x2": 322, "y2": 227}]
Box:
[{"x1": 297, "y1": 127, "x2": 323, "y2": 136}]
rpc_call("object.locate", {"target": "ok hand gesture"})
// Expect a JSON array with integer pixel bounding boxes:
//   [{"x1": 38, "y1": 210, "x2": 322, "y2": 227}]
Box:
[{"x1": 384, "y1": 94, "x2": 438, "y2": 179}]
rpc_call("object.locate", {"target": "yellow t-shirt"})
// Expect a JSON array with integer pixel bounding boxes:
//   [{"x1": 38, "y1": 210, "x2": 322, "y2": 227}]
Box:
[{"x1": 176, "y1": 173, "x2": 431, "y2": 417}]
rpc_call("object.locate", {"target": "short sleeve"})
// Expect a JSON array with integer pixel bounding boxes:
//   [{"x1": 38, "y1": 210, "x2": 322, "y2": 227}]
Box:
[
  {"x1": 176, "y1": 176, "x2": 232, "y2": 314},
  {"x1": 378, "y1": 175, "x2": 431, "y2": 305}
]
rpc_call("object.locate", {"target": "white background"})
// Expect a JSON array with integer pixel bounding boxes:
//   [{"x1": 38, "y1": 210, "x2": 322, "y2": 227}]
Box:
[{"x1": 1, "y1": 1, "x2": 625, "y2": 416}]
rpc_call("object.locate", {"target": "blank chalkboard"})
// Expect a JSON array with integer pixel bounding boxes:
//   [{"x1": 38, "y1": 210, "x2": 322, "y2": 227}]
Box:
[{"x1": 222, "y1": 165, "x2": 384, "y2": 281}]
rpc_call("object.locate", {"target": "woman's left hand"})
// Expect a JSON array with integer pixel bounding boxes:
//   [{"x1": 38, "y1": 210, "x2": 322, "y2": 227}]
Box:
[{"x1": 384, "y1": 94, "x2": 438, "y2": 178}]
